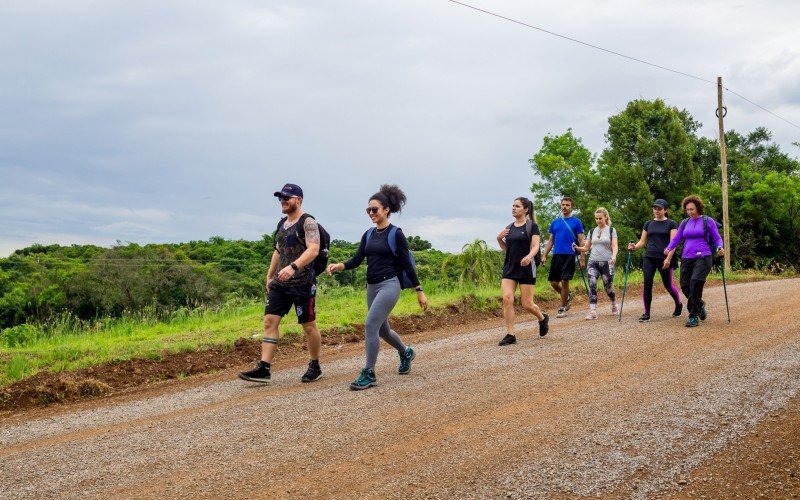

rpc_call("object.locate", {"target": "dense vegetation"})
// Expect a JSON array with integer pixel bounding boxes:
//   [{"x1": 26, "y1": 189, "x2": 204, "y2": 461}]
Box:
[{"x1": 530, "y1": 99, "x2": 800, "y2": 270}]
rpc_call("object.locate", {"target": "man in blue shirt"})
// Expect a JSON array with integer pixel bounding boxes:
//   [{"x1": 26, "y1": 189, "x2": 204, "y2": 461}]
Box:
[{"x1": 542, "y1": 197, "x2": 585, "y2": 318}]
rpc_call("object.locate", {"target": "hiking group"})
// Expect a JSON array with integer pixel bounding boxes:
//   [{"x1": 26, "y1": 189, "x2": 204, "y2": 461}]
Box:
[{"x1": 240, "y1": 183, "x2": 725, "y2": 390}]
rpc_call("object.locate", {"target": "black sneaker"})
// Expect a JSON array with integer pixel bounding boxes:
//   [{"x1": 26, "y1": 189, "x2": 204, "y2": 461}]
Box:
[
  {"x1": 565, "y1": 293, "x2": 574, "y2": 311},
  {"x1": 685, "y1": 315, "x2": 700, "y2": 327},
  {"x1": 498, "y1": 334, "x2": 517, "y2": 346},
  {"x1": 638, "y1": 313, "x2": 651, "y2": 323},
  {"x1": 699, "y1": 301, "x2": 707, "y2": 321},
  {"x1": 239, "y1": 361, "x2": 271, "y2": 384},
  {"x1": 301, "y1": 360, "x2": 322, "y2": 383},
  {"x1": 672, "y1": 304, "x2": 684, "y2": 317},
  {"x1": 539, "y1": 314, "x2": 549, "y2": 337}
]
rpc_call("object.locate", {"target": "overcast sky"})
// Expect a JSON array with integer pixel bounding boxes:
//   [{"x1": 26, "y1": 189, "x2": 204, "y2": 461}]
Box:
[{"x1": 2, "y1": 0, "x2": 799, "y2": 256}]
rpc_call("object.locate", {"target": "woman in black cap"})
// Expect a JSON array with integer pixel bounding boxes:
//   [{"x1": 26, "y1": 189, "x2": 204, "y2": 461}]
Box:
[{"x1": 627, "y1": 199, "x2": 682, "y2": 322}]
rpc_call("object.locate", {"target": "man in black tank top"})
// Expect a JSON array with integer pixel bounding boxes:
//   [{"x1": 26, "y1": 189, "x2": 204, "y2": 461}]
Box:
[{"x1": 239, "y1": 183, "x2": 325, "y2": 385}]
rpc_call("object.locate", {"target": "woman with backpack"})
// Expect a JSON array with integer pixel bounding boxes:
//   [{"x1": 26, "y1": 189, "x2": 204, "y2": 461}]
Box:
[
  {"x1": 572, "y1": 207, "x2": 618, "y2": 320},
  {"x1": 496, "y1": 197, "x2": 549, "y2": 346},
  {"x1": 327, "y1": 184, "x2": 428, "y2": 390},
  {"x1": 664, "y1": 195, "x2": 725, "y2": 328},
  {"x1": 627, "y1": 199, "x2": 683, "y2": 322}
]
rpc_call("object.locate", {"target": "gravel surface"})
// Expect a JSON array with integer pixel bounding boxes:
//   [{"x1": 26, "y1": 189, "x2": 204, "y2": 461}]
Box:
[{"x1": 1, "y1": 278, "x2": 799, "y2": 499}]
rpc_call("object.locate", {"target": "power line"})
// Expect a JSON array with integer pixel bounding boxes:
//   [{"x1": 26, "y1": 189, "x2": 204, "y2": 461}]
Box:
[{"x1": 447, "y1": 0, "x2": 800, "y2": 132}]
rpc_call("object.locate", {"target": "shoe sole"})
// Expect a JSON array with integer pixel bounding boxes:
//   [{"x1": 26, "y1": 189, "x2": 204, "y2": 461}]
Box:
[
  {"x1": 638, "y1": 318, "x2": 650, "y2": 323},
  {"x1": 498, "y1": 340, "x2": 517, "y2": 346},
  {"x1": 349, "y1": 381, "x2": 377, "y2": 391},
  {"x1": 398, "y1": 350, "x2": 416, "y2": 375},
  {"x1": 301, "y1": 373, "x2": 323, "y2": 383},
  {"x1": 238, "y1": 373, "x2": 271, "y2": 384}
]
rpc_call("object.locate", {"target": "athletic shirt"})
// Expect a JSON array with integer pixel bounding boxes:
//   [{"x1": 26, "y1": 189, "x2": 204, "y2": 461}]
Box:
[
  {"x1": 503, "y1": 220, "x2": 540, "y2": 278},
  {"x1": 547, "y1": 216, "x2": 584, "y2": 255},
  {"x1": 343, "y1": 224, "x2": 420, "y2": 286},
  {"x1": 587, "y1": 226, "x2": 616, "y2": 262},
  {"x1": 643, "y1": 218, "x2": 679, "y2": 258},
  {"x1": 666, "y1": 216, "x2": 724, "y2": 259},
  {"x1": 274, "y1": 216, "x2": 315, "y2": 286}
]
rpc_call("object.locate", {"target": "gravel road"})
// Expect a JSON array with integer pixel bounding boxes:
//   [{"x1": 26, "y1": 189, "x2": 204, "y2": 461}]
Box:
[{"x1": 2, "y1": 278, "x2": 799, "y2": 499}]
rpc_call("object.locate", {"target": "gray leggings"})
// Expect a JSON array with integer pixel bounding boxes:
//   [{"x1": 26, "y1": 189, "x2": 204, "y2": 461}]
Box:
[{"x1": 365, "y1": 277, "x2": 406, "y2": 370}]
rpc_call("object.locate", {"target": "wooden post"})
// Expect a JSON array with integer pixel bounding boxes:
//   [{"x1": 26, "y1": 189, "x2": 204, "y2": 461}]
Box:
[{"x1": 717, "y1": 77, "x2": 731, "y2": 273}]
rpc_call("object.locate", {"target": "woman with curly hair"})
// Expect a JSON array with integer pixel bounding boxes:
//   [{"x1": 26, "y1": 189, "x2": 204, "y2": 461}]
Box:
[
  {"x1": 664, "y1": 195, "x2": 725, "y2": 328},
  {"x1": 328, "y1": 184, "x2": 428, "y2": 390}
]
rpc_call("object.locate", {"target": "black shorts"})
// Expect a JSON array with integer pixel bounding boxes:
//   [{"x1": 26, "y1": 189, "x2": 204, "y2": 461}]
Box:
[
  {"x1": 548, "y1": 254, "x2": 576, "y2": 282},
  {"x1": 265, "y1": 282, "x2": 317, "y2": 324}
]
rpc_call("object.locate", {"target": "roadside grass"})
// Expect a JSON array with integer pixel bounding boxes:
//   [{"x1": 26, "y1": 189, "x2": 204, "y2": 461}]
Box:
[{"x1": 0, "y1": 268, "x2": 790, "y2": 387}]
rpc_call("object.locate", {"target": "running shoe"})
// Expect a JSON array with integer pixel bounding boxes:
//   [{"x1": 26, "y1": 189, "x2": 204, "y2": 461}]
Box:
[
  {"x1": 539, "y1": 314, "x2": 549, "y2": 337},
  {"x1": 239, "y1": 361, "x2": 271, "y2": 384},
  {"x1": 672, "y1": 303, "x2": 684, "y2": 317},
  {"x1": 611, "y1": 303, "x2": 619, "y2": 315},
  {"x1": 585, "y1": 310, "x2": 598, "y2": 320},
  {"x1": 565, "y1": 293, "x2": 574, "y2": 311},
  {"x1": 699, "y1": 301, "x2": 707, "y2": 321},
  {"x1": 300, "y1": 360, "x2": 322, "y2": 383},
  {"x1": 498, "y1": 334, "x2": 517, "y2": 346},
  {"x1": 685, "y1": 315, "x2": 700, "y2": 328},
  {"x1": 398, "y1": 346, "x2": 415, "y2": 374},
  {"x1": 556, "y1": 307, "x2": 567, "y2": 318},
  {"x1": 349, "y1": 368, "x2": 377, "y2": 391},
  {"x1": 638, "y1": 313, "x2": 651, "y2": 323}
]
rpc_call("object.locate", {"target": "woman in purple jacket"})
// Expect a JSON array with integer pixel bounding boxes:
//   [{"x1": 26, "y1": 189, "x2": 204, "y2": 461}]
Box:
[{"x1": 664, "y1": 195, "x2": 725, "y2": 327}]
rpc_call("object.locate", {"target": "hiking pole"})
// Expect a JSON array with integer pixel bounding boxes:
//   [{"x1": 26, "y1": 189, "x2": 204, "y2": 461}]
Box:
[
  {"x1": 576, "y1": 255, "x2": 589, "y2": 295},
  {"x1": 719, "y1": 258, "x2": 731, "y2": 324},
  {"x1": 618, "y1": 247, "x2": 633, "y2": 322}
]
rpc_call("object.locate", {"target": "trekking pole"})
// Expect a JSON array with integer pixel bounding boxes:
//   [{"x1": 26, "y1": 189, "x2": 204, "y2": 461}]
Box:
[
  {"x1": 719, "y1": 258, "x2": 731, "y2": 324},
  {"x1": 618, "y1": 247, "x2": 633, "y2": 322},
  {"x1": 576, "y1": 255, "x2": 589, "y2": 295}
]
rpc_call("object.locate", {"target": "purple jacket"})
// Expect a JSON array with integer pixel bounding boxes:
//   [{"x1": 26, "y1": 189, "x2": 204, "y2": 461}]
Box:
[{"x1": 666, "y1": 216, "x2": 723, "y2": 259}]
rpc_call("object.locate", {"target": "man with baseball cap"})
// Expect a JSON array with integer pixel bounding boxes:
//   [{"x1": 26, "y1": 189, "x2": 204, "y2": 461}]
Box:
[{"x1": 239, "y1": 183, "x2": 324, "y2": 384}]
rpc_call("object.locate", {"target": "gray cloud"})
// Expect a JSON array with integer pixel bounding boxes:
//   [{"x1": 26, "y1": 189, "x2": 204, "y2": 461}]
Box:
[{"x1": 1, "y1": 0, "x2": 798, "y2": 255}]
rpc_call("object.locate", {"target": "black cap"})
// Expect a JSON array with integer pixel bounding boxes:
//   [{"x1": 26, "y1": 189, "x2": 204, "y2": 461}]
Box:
[
  {"x1": 652, "y1": 199, "x2": 668, "y2": 209},
  {"x1": 274, "y1": 183, "x2": 303, "y2": 199}
]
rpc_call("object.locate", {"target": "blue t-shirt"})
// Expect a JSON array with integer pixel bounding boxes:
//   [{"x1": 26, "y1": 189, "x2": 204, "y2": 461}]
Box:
[{"x1": 548, "y1": 216, "x2": 584, "y2": 255}]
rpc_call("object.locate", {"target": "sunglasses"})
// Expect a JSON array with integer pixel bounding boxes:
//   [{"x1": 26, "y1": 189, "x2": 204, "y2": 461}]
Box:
[
  {"x1": 277, "y1": 195, "x2": 295, "y2": 202},
  {"x1": 365, "y1": 207, "x2": 382, "y2": 215}
]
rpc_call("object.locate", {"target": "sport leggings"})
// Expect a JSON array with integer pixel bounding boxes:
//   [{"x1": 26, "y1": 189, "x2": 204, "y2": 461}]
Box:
[
  {"x1": 364, "y1": 277, "x2": 406, "y2": 370},
  {"x1": 641, "y1": 255, "x2": 682, "y2": 314},
  {"x1": 587, "y1": 260, "x2": 616, "y2": 307}
]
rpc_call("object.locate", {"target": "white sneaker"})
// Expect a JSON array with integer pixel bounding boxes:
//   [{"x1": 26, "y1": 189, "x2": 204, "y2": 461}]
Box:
[
  {"x1": 556, "y1": 307, "x2": 567, "y2": 318},
  {"x1": 611, "y1": 303, "x2": 619, "y2": 314},
  {"x1": 585, "y1": 310, "x2": 598, "y2": 320}
]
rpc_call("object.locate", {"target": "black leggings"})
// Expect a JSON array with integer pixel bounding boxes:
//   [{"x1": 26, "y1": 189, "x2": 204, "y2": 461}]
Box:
[
  {"x1": 641, "y1": 255, "x2": 681, "y2": 314},
  {"x1": 680, "y1": 256, "x2": 713, "y2": 318}
]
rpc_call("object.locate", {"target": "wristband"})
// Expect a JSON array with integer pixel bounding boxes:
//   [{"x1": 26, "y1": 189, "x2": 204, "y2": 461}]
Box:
[
  {"x1": 415, "y1": 286, "x2": 423, "y2": 292},
  {"x1": 290, "y1": 262, "x2": 299, "y2": 271}
]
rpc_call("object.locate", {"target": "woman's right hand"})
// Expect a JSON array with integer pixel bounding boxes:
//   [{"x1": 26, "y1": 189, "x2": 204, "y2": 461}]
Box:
[
  {"x1": 326, "y1": 263, "x2": 342, "y2": 275},
  {"x1": 627, "y1": 242, "x2": 636, "y2": 251},
  {"x1": 497, "y1": 228, "x2": 510, "y2": 241},
  {"x1": 662, "y1": 257, "x2": 671, "y2": 270}
]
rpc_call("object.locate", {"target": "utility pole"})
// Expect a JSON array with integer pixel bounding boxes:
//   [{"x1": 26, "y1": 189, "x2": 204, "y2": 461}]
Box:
[{"x1": 717, "y1": 77, "x2": 731, "y2": 273}]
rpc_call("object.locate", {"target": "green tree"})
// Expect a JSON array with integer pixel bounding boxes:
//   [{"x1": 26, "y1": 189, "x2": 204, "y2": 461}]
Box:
[{"x1": 441, "y1": 240, "x2": 503, "y2": 287}]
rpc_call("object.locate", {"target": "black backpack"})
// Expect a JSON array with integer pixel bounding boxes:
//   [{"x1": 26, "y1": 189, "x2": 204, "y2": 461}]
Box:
[
  {"x1": 506, "y1": 219, "x2": 542, "y2": 266},
  {"x1": 276, "y1": 213, "x2": 330, "y2": 276}
]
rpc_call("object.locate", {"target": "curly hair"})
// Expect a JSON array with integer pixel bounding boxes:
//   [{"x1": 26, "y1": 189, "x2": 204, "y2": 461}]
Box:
[
  {"x1": 681, "y1": 195, "x2": 705, "y2": 215},
  {"x1": 370, "y1": 184, "x2": 407, "y2": 215}
]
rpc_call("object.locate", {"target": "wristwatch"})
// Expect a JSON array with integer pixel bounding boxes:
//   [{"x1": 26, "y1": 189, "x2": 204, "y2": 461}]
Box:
[{"x1": 290, "y1": 262, "x2": 299, "y2": 271}]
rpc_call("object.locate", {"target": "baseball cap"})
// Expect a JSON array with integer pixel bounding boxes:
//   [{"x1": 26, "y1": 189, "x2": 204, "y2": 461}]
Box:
[
  {"x1": 274, "y1": 183, "x2": 303, "y2": 199},
  {"x1": 652, "y1": 199, "x2": 668, "y2": 209}
]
